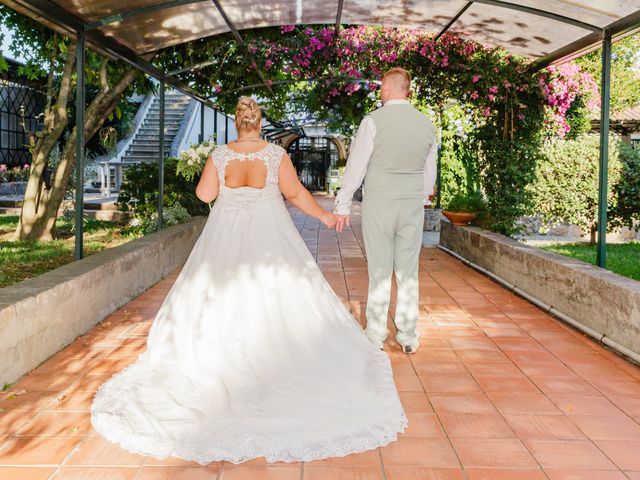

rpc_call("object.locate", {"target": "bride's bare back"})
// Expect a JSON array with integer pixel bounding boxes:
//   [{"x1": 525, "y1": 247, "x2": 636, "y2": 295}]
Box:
[{"x1": 223, "y1": 141, "x2": 269, "y2": 189}]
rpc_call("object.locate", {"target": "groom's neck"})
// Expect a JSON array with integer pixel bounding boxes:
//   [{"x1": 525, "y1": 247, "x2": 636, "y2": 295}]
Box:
[{"x1": 383, "y1": 96, "x2": 408, "y2": 104}]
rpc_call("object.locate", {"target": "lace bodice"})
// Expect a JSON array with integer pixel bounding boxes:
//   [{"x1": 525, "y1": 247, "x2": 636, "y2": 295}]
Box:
[{"x1": 211, "y1": 142, "x2": 284, "y2": 189}]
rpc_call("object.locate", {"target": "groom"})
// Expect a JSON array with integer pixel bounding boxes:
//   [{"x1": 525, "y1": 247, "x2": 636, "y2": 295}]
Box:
[{"x1": 334, "y1": 67, "x2": 438, "y2": 354}]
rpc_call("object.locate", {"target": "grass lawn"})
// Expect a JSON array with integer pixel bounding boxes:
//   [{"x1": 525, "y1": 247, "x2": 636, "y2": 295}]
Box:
[
  {"x1": 540, "y1": 241, "x2": 640, "y2": 281},
  {"x1": 0, "y1": 215, "x2": 142, "y2": 287}
]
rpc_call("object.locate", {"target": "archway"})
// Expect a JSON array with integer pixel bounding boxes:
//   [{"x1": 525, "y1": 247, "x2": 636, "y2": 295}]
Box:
[{"x1": 286, "y1": 136, "x2": 341, "y2": 191}]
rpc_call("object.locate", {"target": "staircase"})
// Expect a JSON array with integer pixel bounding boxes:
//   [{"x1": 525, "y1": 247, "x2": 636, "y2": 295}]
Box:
[{"x1": 121, "y1": 90, "x2": 192, "y2": 164}]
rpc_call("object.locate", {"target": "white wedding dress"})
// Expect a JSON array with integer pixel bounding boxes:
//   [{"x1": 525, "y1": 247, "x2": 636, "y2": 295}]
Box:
[{"x1": 90, "y1": 142, "x2": 407, "y2": 464}]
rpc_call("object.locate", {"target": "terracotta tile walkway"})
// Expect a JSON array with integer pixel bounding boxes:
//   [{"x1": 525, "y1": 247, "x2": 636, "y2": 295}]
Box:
[{"x1": 2, "y1": 198, "x2": 640, "y2": 479}]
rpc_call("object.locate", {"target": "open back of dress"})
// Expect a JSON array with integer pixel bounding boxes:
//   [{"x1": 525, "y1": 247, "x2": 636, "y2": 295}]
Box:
[{"x1": 222, "y1": 144, "x2": 269, "y2": 190}]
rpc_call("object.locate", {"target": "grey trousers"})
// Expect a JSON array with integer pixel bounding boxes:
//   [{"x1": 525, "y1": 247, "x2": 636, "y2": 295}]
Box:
[{"x1": 361, "y1": 197, "x2": 423, "y2": 349}]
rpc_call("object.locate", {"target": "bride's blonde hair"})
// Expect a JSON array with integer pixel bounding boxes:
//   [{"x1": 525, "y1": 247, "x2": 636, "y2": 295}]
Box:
[{"x1": 235, "y1": 96, "x2": 262, "y2": 130}]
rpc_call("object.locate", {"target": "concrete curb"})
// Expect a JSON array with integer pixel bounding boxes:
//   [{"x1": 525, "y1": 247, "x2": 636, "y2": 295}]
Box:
[{"x1": 0, "y1": 216, "x2": 207, "y2": 385}]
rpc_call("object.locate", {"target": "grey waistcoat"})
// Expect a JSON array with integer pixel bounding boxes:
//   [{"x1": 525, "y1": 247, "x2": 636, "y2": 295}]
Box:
[{"x1": 363, "y1": 102, "x2": 436, "y2": 200}]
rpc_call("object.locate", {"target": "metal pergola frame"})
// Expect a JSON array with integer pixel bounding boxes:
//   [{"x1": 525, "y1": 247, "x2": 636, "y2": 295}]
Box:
[{"x1": 4, "y1": 0, "x2": 640, "y2": 270}]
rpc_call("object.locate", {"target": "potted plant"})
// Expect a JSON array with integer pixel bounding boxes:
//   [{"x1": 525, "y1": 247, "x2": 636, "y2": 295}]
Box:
[{"x1": 443, "y1": 191, "x2": 486, "y2": 226}]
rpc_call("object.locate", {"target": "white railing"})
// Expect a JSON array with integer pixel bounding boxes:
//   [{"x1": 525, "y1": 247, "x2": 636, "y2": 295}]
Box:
[{"x1": 98, "y1": 92, "x2": 156, "y2": 195}]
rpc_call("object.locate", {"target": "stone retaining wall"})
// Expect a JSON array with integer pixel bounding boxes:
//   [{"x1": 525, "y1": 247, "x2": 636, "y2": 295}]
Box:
[
  {"x1": 440, "y1": 221, "x2": 640, "y2": 359},
  {"x1": 0, "y1": 216, "x2": 207, "y2": 385},
  {"x1": 0, "y1": 181, "x2": 27, "y2": 196}
]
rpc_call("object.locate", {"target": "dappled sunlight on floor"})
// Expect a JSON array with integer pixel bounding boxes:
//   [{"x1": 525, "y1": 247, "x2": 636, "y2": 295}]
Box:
[{"x1": 1, "y1": 198, "x2": 640, "y2": 479}]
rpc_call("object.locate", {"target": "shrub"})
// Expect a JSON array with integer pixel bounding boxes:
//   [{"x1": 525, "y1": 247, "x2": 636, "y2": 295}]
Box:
[
  {"x1": 0, "y1": 164, "x2": 30, "y2": 182},
  {"x1": 124, "y1": 201, "x2": 192, "y2": 235},
  {"x1": 445, "y1": 190, "x2": 486, "y2": 213},
  {"x1": 530, "y1": 134, "x2": 637, "y2": 243},
  {"x1": 612, "y1": 142, "x2": 640, "y2": 231},
  {"x1": 116, "y1": 157, "x2": 209, "y2": 221}
]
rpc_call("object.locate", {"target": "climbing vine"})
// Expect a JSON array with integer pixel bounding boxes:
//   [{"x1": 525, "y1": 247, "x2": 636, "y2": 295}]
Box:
[{"x1": 156, "y1": 25, "x2": 597, "y2": 235}]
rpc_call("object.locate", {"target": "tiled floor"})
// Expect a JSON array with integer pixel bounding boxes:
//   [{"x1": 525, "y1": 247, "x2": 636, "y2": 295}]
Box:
[{"x1": 2, "y1": 198, "x2": 640, "y2": 479}]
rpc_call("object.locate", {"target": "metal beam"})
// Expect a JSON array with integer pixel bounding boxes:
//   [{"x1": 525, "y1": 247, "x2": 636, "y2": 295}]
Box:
[
  {"x1": 157, "y1": 82, "x2": 165, "y2": 231},
  {"x1": 335, "y1": 0, "x2": 345, "y2": 37},
  {"x1": 209, "y1": 0, "x2": 275, "y2": 96},
  {"x1": 596, "y1": 31, "x2": 612, "y2": 268},
  {"x1": 74, "y1": 29, "x2": 85, "y2": 261},
  {"x1": 215, "y1": 75, "x2": 380, "y2": 97},
  {"x1": 470, "y1": 0, "x2": 601, "y2": 33},
  {"x1": 6, "y1": 0, "x2": 221, "y2": 112},
  {"x1": 200, "y1": 101, "x2": 205, "y2": 142},
  {"x1": 86, "y1": 0, "x2": 205, "y2": 30},
  {"x1": 214, "y1": 108, "x2": 218, "y2": 143},
  {"x1": 532, "y1": 9, "x2": 640, "y2": 69},
  {"x1": 167, "y1": 59, "x2": 217, "y2": 76},
  {"x1": 435, "y1": 2, "x2": 472, "y2": 41}
]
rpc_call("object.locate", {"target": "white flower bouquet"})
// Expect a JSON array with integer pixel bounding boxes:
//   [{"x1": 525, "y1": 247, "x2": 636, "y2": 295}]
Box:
[{"x1": 176, "y1": 136, "x2": 217, "y2": 181}]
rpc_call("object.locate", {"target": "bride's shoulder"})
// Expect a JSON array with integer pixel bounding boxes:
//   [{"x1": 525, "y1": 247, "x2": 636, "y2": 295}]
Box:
[
  {"x1": 212, "y1": 143, "x2": 227, "y2": 155},
  {"x1": 267, "y1": 142, "x2": 287, "y2": 157}
]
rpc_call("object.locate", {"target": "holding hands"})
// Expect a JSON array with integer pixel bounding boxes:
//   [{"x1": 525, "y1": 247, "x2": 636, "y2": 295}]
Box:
[
  {"x1": 335, "y1": 214, "x2": 350, "y2": 233},
  {"x1": 318, "y1": 212, "x2": 350, "y2": 232},
  {"x1": 320, "y1": 211, "x2": 337, "y2": 229}
]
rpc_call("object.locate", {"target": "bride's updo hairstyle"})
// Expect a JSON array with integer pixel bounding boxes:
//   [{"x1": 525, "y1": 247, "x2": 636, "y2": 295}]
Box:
[{"x1": 234, "y1": 96, "x2": 262, "y2": 130}]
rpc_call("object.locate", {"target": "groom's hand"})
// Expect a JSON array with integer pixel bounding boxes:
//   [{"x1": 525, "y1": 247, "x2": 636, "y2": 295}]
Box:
[
  {"x1": 320, "y1": 212, "x2": 337, "y2": 229},
  {"x1": 335, "y1": 214, "x2": 350, "y2": 233}
]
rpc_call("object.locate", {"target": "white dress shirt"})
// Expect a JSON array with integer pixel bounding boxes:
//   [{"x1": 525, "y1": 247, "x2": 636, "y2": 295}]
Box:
[{"x1": 333, "y1": 99, "x2": 438, "y2": 215}]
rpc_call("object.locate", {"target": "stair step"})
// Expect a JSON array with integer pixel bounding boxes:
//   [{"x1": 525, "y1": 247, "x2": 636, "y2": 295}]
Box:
[
  {"x1": 140, "y1": 123, "x2": 182, "y2": 128},
  {"x1": 146, "y1": 112, "x2": 185, "y2": 117},
  {"x1": 147, "y1": 108, "x2": 186, "y2": 113},
  {"x1": 125, "y1": 149, "x2": 172, "y2": 155},
  {"x1": 127, "y1": 142, "x2": 173, "y2": 148},
  {"x1": 0, "y1": 199, "x2": 22, "y2": 208},
  {"x1": 142, "y1": 117, "x2": 183, "y2": 122},
  {"x1": 141, "y1": 119, "x2": 182, "y2": 124},
  {"x1": 124, "y1": 149, "x2": 170, "y2": 155},
  {"x1": 137, "y1": 127, "x2": 180, "y2": 134},
  {"x1": 129, "y1": 141, "x2": 171, "y2": 147},
  {"x1": 149, "y1": 103, "x2": 189, "y2": 109},
  {"x1": 122, "y1": 155, "x2": 170, "y2": 162},
  {"x1": 145, "y1": 115, "x2": 185, "y2": 120},
  {"x1": 0, "y1": 206, "x2": 21, "y2": 215}
]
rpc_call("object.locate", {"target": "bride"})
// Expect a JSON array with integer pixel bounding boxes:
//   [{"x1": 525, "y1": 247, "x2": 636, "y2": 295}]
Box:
[{"x1": 90, "y1": 96, "x2": 407, "y2": 464}]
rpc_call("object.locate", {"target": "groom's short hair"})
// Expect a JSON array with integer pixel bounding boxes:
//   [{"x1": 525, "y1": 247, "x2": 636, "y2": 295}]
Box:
[{"x1": 382, "y1": 67, "x2": 411, "y2": 93}]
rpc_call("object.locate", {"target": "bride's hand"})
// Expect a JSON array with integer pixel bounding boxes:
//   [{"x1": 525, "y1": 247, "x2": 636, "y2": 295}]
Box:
[{"x1": 320, "y1": 212, "x2": 337, "y2": 229}]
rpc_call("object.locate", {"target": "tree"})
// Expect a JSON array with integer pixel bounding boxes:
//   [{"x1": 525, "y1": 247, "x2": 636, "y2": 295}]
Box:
[
  {"x1": 576, "y1": 34, "x2": 640, "y2": 115},
  {"x1": 0, "y1": 5, "x2": 154, "y2": 241},
  {"x1": 531, "y1": 134, "x2": 623, "y2": 244}
]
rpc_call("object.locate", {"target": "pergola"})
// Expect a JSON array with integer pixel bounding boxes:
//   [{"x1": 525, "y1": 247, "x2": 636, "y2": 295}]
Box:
[{"x1": 4, "y1": 0, "x2": 640, "y2": 268}]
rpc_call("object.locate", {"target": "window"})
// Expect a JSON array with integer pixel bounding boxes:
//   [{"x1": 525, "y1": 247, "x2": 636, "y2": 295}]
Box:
[{"x1": 0, "y1": 78, "x2": 46, "y2": 168}]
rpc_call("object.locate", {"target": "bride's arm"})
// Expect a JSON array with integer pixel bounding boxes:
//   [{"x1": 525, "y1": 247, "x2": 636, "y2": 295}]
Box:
[
  {"x1": 278, "y1": 153, "x2": 336, "y2": 228},
  {"x1": 195, "y1": 155, "x2": 220, "y2": 203}
]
